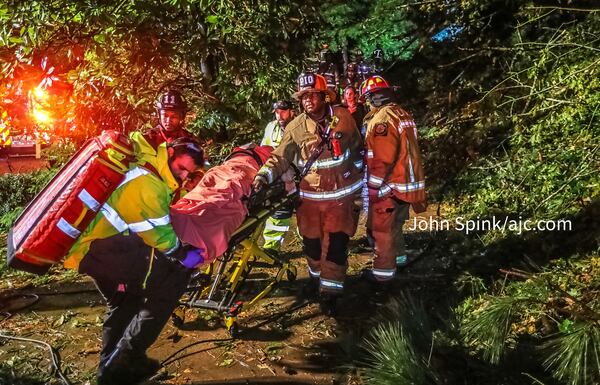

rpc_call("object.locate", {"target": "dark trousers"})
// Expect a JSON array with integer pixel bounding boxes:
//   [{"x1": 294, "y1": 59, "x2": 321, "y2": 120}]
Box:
[{"x1": 79, "y1": 234, "x2": 191, "y2": 365}]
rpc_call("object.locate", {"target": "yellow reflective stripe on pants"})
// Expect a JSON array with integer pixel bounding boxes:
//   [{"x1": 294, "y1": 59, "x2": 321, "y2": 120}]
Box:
[{"x1": 262, "y1": 216, "x2": 291, "y2": 251}]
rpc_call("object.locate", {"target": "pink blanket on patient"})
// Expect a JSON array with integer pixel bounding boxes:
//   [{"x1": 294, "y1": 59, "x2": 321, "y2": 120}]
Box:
[{"x1": 170, "y1": 145, "x2": 272, "y2": 263}]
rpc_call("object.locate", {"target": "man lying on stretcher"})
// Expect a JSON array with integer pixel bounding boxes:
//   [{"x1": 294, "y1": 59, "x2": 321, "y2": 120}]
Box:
[{"x1": 170, "y1": 143, "x2": 295, "y2": 268}]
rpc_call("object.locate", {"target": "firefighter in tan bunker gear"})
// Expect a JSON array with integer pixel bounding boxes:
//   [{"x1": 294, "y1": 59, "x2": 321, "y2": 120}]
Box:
[
  {"x1": 253, "y1": 72, "x2": 364, "y2": 314},
  {"x1": 361, "y1": 75, "x2": 427, "y2": 285}
]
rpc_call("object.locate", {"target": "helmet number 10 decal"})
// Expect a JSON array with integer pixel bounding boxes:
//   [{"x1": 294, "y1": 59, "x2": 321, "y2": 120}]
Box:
[{"x1": 299, "y1": 73, "x2": 315, "y2": 88}]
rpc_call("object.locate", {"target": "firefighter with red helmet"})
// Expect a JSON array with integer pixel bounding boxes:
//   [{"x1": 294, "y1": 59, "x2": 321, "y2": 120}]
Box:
[
  {"x1": 137, "y1": 89, "x2": 196, "y2": 150},
  {"x1": 252, "y1": 72, "x2": 364, "y2": 315},
  {"x1": 131, "y1": 89, "x2": 203, "y2": 194},
  {"x1": 360, "y1": 75, "x2": 427, "y2": 287}
]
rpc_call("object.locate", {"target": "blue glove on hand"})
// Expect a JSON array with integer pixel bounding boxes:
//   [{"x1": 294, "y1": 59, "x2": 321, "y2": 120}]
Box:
[{"x1": 180, "y1": 248, "x2": 205, "y2": 269}]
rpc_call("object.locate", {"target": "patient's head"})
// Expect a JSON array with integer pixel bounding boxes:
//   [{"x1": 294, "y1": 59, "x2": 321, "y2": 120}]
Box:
[{"x1": 167, "y1": 138, "x2": 204, "y2": 183}]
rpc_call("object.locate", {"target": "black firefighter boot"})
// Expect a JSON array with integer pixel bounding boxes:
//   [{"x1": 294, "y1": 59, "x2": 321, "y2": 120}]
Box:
[
  {"x1": 300, "y1": 276, "x2": 320, "y2": 300},
  {"x1": 97, "y1": 348, "x2": 160, "y2": 385},
  {"x1": 360, "y1": 269, "x2": 393, "y2": 305},
  {"x1": 318, "y1": 291, "x2": 340, "y2": 317}
]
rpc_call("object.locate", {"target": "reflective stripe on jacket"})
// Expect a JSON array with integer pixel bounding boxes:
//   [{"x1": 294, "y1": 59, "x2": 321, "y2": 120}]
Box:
[
  {"x1": 64, "y1": 144, "x2": 180, "y2": 270},
  {"x1": 364, "y1": 103, "x2": 426, "y2": 206},
  {"x1": 257, "y1": 106, "x2": 364, "y2": 201}
]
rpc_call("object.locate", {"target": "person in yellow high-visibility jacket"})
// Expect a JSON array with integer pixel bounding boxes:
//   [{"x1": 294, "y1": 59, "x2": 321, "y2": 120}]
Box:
[
  {"x1": 65, "y1": 136, "x2": 205, "y2": 385},
  {"x1": 260, "y1": 100, "x2": 296, "y2": 252}
]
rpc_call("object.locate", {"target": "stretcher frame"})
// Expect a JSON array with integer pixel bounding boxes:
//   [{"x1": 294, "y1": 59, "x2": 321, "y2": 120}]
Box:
[{"x1": 172, "y1": 181, "x2": 298, "y2": 337}]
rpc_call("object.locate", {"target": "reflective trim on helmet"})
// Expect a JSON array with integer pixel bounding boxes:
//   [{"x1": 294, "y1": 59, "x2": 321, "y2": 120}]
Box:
[
  {"x1": 272, "y1": 100, "x2": 292, "y2": 111},
  {"x1": 157, "y1": 90, "x2": 187, "y2": 111},
  {"x1": 299, "y1": 179, "x2": 363, "y2": 201},
  {"x1": 78, "y1": 189, "x2": 101, "y2": 212},
  {"x1": 57, "y1": 217, "x2": 81, "y2": 239},
  {"x1": 361, "y1": 75, "x2": 390, "y2": 96},
  {"x1": 128, "y1": 214, "x2": 171, "y2": 233}
]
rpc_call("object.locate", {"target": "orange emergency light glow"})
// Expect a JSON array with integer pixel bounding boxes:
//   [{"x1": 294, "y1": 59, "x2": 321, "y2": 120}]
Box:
[
  {"x1": 32, "y1": 108, "x2": 52, "y2": 124},
  {"x1": 33, "y1": 86, "x2": 48, "y2": 100}
]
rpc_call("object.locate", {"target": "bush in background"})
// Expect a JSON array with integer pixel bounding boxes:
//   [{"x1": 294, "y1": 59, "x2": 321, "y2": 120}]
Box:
[{"x1": 0, "y1": 169, "x2": 56, "y2": 232}]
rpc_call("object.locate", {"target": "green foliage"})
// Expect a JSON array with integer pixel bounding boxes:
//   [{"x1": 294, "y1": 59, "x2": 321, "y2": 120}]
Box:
[
  {"x1": 408, "y1": 4, "x2": 600, "y2": 221},
  {"x1": 363, "y1": 323, "x2": 434, "y2": 385},
  {"x1": 460, "y1": 296, "x2": 523, "y2": 364},
  {"x1": 0, "y1": 0, "x2": 319, "y2": 142},
  {"x1": 544, "y1": 322, "x2": 600, "y2": 385},
  {"x1": 0, "y1": 169, "x2": 56, "y2": 232},
  {"x1": 42, "y1": 142, "x2": 76, "y2": 168},
  {"x1": 361, "y1": 294, "x2": 439, "y2": 385},
  {"x1": 317, "y1": 0, "x2": 418, "y2": 60},
  {"x1": 458, "y1": 255, "x2": 600, "y2": 385}
]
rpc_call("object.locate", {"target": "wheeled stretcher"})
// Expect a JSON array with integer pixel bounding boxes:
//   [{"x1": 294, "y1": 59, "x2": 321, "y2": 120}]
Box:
[
  {"x1": 172, "y1": 180, "x2": 298, "y2": 337},
  {"x1": 168, "y1": 144, "x2": 299, "y2": 336}
]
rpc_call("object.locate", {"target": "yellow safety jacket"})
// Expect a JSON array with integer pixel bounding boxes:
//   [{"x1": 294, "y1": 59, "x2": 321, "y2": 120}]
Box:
[
  {"x1": 260, "y1": 120, "x2": 284, "y2": 147},
  {"x1": 64, "y1": 139, "x2": 180, "y2": 270}
]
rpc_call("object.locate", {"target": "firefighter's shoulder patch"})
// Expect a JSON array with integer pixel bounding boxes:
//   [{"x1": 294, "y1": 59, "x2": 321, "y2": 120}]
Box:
[{"x1": 374, "y1": 123, "x2": 388, "y2": 136}]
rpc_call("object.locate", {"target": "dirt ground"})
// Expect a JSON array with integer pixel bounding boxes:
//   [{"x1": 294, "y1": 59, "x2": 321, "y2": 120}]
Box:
[{"x1": 0, "y1": 207, "x2": 444, "y2": 385}]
